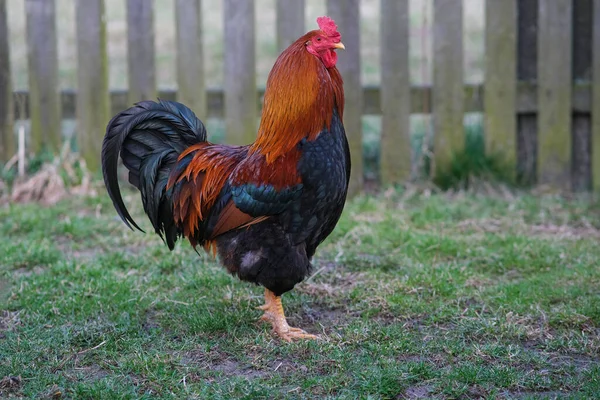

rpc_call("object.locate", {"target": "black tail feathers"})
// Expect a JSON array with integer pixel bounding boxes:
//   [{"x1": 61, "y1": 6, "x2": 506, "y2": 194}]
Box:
[{"x1": 101, "y1": 99, "x2": 207, "y2": 249}]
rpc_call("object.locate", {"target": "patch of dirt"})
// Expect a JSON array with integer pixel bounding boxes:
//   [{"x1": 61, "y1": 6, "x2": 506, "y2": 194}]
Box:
[
  {"x1": 547, "y1": 353, "x2": 599, "y2": 369},
  {"x1": 398, "y1": 384, "x2": 435, "y2": 399},
  {"x1": 141, "y1": 308, "x2": 162, "y2": 333},
  {"x1": 520, "y1": 342, "x2": 600, "y2": 370},
  {"x1": 54, "y1": 236, "x2": 101, "y2": 262},
  {"x1": 297, "y1": 263, "x2": 382, "y2": 307},
  {"x1": 212, "y1": 359, "x2": 265, "y2": 379},
  {"x1": 0, "y1": 375, "x2": 22, "y2": 396},
  {"x1": 69, "y1": 364, "x2": 110, "y2": 382},
  {"x1": 180, "y1": 348, "x2": 267, "y2": 380},
  {"x1": 13, "y1": 265, "x2": 46, "y2": 277},
  {"x1": 292, "y1": 303, "x2": 358, "y2": 335},
  {"x1": 507, "y1": 390, "x2": 570, "y2": 399},
  {"x1": 0, "y1": 310, "x2": 22, "y2": 334}
]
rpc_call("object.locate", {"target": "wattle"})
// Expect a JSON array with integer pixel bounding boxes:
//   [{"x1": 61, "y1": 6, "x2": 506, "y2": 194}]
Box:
[{"x1": 321, "y1": 50, "x2": 338, "y2": 69}]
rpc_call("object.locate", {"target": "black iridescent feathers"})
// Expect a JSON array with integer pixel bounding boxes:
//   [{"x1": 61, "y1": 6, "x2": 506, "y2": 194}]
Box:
[{"x1": 101, "y1": 100, "x2": 206, "y2": 249}]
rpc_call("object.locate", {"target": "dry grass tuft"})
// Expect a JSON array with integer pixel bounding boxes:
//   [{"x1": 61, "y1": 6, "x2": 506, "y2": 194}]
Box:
[{"x1": 5, "y1": 145, "x2": 96, "y2": 206}]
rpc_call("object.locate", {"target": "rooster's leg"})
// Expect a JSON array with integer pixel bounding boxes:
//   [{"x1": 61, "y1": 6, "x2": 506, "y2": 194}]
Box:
[{"x1": 258, "y1": 288, "x2": 317, "y2": 342}]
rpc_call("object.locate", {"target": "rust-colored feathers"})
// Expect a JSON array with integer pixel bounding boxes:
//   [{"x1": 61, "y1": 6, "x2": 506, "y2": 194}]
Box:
[{"x1": 251, "y1": 32, "x2": 344, "y2": 163}]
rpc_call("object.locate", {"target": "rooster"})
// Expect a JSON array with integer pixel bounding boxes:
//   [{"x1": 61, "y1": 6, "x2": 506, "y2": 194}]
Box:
[{"x1": 102, "y1": 17, "x2": 349, "y2": 341}]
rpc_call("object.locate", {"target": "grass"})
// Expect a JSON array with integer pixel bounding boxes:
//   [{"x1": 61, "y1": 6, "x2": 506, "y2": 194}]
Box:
[{"x1": 1, "y1": 187, "x2": 599, "y2": 399}]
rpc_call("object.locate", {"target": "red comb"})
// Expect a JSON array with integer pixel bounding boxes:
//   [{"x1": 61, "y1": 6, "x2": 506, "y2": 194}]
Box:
[{"x1": 317, "y1": 16, "x2": 340, "y2": 38}]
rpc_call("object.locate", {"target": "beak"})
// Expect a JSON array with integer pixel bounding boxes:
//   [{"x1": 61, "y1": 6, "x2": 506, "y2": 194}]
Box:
[{"x1": 333, "y1": 42, "x2": 345, "y2": 50}]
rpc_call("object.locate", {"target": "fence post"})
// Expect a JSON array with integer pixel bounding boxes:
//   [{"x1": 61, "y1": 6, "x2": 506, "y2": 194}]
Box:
[
  {"x1": 0, "y1": 0, "x2": 14, "y2": 162},
  {"x1": 327, "y1": 0, "x2": 363, "y2": 195},
  {"x1": 25, "y1": 0, "x2": 61, "y2": 154},
  {"x1": 76, "y1": 0, "x2": 110, "y2": 172},
  {"x1": 175, "y1": 0, "x2": 205, "y2": 119},
  {"x1": 485, "y1": 0, "x2": 516, "y2": 179},
  {"x1": 537, "y1": 0, "x2": 572, "y2": 189},
  {"x1": 432, "y1": 0, "x2": 463, "y2": 178},
  {"x1": 517, "y1": 0, "x2": 538, "y2": 185},
  {"x1": 380, "y1": 0, "x2": 410, "y2": 185},
  {"x1": 572, "y1": 0, "x2": 592, "y2": 191},
  {"x1": 594, "y1": 0, "x2": 600, "y2": 191},
  {"x1": 276, "y1": 0, "x2": 304, "y2": 52},
  {"x1": 224, "y1": 0, "x2": 256, "y2": 145},
  {"x1": 127, "y1": 0, "x2": 156, "y2": 104}
]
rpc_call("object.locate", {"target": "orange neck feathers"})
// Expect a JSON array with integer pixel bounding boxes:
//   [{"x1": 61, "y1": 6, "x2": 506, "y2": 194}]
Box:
[{"x1": 251, "y1": 34, "x2": 344, "y2": 163}]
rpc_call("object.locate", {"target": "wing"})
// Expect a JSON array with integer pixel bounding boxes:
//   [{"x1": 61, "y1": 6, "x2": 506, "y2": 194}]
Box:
[
  {"x1": 167, "y1": 143, "x2": 302, "y2": 248},
  {"x1": 228, "y1": 148, "x2": 304, "y2": 218},
  {"x1": 167, "y1": 143, "x2": 252, "y2": 246}
]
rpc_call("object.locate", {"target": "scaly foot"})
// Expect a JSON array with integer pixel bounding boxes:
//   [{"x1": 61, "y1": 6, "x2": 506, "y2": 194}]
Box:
[{"x1": 258, "y1": 289, "x2": 318, "y2": 342}]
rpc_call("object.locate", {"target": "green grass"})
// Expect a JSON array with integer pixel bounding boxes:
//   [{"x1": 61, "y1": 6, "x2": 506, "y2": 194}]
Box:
[{"x1": 1, "y1": 188, "x2": 599, "y2": 399}]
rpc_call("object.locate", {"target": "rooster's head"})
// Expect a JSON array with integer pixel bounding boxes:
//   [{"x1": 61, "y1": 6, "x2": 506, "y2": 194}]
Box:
[{"x1": 305, "y1": 16, "x2": 345, "y2": 68}]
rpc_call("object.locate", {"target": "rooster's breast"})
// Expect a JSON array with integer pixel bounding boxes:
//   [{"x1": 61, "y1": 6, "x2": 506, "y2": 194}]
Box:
[{"x1": 292, "y1": 109, "x2": 350, "y2": 257}]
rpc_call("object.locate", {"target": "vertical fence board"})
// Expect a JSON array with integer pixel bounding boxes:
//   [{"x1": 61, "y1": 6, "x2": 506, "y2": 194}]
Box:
[
  {"x1": 537, "y1": 1, "x2": 572, "y2": 188},
  {"x1": 485, "y1": 0, "x2": 516, "y2": 176},
  {"x1": 224, "y1": 0, "x2": 256, "y2": 145},
  {"x1": 25, "y1": 0, "x2": 61, "y2": 154},
  {"x1": 276, "y1": 0, "x2": 304, "y2": 52},
  {"x1": 432, "y1": 0, "x2": 463, "y2": 176},
  {"x1": 175, "y1": 0, "x2": 205, "y2": 119},
  {"x1": 572, "y1": 0, "x2": 592, "y2": 191},
  {"x1": 0, "y1": 0, "x2": 14, "y2": 162},
  {"x1": 127, "y1": 0, "x2": 156, "y2": 104},
  {"x1": 380, "y1": 0, "x2": 410, "y2": 184},
  {"x1": 76, "y1": 0, "x2": 110, "y2": 172},
  {"x1": 328, "y1": 0, "x2": 363, "y2": 194},
  {"x1": 517, "y1": 0, "x2": 538, "y2": 184},
  {"x1": 594, "y1": 0, "x2": 600, "y2": 191}
]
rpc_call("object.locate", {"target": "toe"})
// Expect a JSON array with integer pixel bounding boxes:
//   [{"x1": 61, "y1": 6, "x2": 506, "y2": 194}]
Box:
[
  {"x1": 288, "y1": 332, "x2": 318, "y2": 340},
  {"x1": 288, "y1": 327, "x2": 307, "y2": 333},
  {"x1": 283, "y1": 327, "x2": 318, "y2": 341},
  {"x1": 278, "y1": 333, "x2": 293, "y2": 343}
]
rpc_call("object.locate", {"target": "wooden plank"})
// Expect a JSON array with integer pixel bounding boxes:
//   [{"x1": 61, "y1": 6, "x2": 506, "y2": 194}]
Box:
[
  {"x1": 484, "y1": 0, "x2": 516, "y2": 178},
  {"x1": 380, "y1": 0, "x2": 410, "y2": 185},
  {"x1": 175, "y1": 0, "x2": 205, "y2": 119},
  {"x1": 572, "y1": 0, "x2": 592, "y2": 191},
  {"x1": 517, "y1": 0, "x2": 538, "y2": 185},
  {"x1": 25, "y1": 0, "x2": 61, "y2": 154},
  {"x1": 327, "y1": 0, "x2": 363, "y2": 194},
  {"x1": 432, "y1": 0, "x2": 463, "y2": 177},
  {"x1": 276, "y1": 0, "x2": 305, "y2": 52},
  {"x1": 223, "y1": 0, "x2": 256, "y2": 145},
  {"x1": 594, "y1": 0, "x2": 600, "y2": 191},
  {"x1": 76, "y1": 0, "x2": 110, "y2": 172},
  {"x1": 127, "y1": 0, "x2": 156, "y2": 104},
  {"x1": 0, "y1": 0, "x2": 14, "y2": 162},
  {"x1": 12, "y1": 83, "x2": 595, "y2": 121},
  {"x1": 537, "y1": 0, "x2": 572, "y2": 189}
]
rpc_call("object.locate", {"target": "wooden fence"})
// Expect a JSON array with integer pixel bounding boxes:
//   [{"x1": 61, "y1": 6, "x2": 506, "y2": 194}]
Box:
[{"x1": 0, "y1": 0, "x2": 599, "y2": 193}]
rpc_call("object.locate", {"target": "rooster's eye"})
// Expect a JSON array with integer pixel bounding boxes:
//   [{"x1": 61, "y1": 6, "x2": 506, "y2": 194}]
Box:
[{"x1": 316, "y1": 37, "x2": 322, "y2": 42}]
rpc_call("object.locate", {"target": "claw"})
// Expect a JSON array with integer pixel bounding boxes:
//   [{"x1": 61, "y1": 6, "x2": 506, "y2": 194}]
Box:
[{"x1": 258, "y1": 289, "x2": 318, "y2": 342}]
